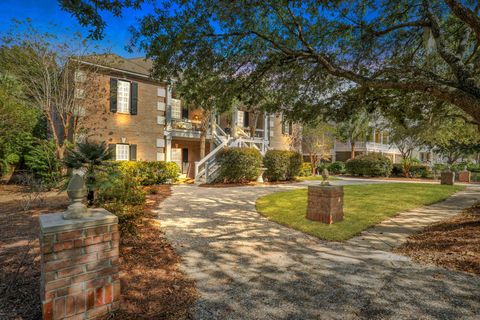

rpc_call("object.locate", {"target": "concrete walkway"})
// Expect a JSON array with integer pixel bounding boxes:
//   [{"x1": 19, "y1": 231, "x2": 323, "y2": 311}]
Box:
[
  {"x1": 156, "y1": 180, "x2": 480, "y2": 320},
  {"x1": 347, "y1": 186, "x2": 480, "y2": 250}
]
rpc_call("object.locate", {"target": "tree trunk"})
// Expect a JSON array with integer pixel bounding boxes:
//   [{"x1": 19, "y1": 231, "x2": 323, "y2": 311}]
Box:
[
  {"x1": 200, "y1": 132, "x2": 206, "y2": 159},
  {"x1": 310, "y1": 154, "x2": 318, "y2": 175},
  {"x1": 350, "y1": 141, "x2": 356, "y2": 159}
]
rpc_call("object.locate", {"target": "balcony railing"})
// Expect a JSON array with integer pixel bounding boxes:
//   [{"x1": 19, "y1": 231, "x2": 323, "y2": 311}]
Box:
[
  {"x1": 171, "y1": 118, "x2": 202, "y2": 131},
  {"x1": 335, "y1": 141, "x2": 399, "y2": 153}
]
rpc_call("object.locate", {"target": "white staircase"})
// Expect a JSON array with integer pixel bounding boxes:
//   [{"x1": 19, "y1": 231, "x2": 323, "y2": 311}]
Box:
[{"x1": 194, "y1": 125, "x2": 268, "y2": 183}]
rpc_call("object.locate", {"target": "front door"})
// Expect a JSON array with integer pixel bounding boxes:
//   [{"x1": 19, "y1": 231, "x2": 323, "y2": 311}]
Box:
[{"x1": 182, "y1": 148, "x2": 189, "y2": 174}]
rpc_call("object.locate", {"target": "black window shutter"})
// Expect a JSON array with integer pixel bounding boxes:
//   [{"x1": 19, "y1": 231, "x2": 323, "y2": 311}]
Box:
[
  {"x1": 289, "y1": 122, "x2": 293, "y2": 135},
  {"x1": 108, "y1": 144, "x2": 116, "y2": 160},
  {"x1": 244, "y1": 111, "x2": 249, "y2": 127},
  {"x1": 110, "y1": 78, "x2": 117, "y2": 113},
  {"x1": 182, "y1": 106, "x2": 189, "y2": 119},
  {"x1": 130, "y1": 82, "x2": 138, "y2": 115},
  {"x1": 129, "y1": 144, "x2": 137, "y2": 161}
]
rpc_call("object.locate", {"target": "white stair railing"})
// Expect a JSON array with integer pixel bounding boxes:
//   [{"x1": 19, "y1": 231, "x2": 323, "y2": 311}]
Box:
[{"x1": 194, "y1": 124, "x2": 269, "y2": 183}]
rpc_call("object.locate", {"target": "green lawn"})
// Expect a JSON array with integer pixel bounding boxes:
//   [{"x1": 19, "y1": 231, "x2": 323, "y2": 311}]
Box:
[{"x1": 256, "y1": 183, "x2": 463, "y2": 241}]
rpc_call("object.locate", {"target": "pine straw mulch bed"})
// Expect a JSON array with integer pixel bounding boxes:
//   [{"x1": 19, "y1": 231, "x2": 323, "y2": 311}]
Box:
[
  {"x1": 0, "y1": 186, "x2": 69, "y2": 320},
  {"x1": 0, "y1": 184, "x2": 197, "y2": 320},
  {"x1": 113, "y1": 185, "x2": 198, "y2": 319},
  {"x1": 395, "y1": 202, "x2": 480, "y2": 275}
]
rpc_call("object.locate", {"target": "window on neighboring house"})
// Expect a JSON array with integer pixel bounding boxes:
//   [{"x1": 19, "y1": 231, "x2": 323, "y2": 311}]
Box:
[
  {"x1": 171, "y1": 99, "x2": 182, "y2": 119},
  {"x1": 116, "y1": 144, "x2": 129, "y2": 161},
  {"x1": 237, "y1": 111, "x2": 245, "y2": 127},
  {"x1": 117, "y1": 80, "x2": 130, "y2": 114},
  {"x1": 383, "y1": 131, "x2": 390, "y2": 144},
  {"x1": 375, "y1": 130, "x2": 381, "y2": 143},
  {"x1": 282, "y1": 114, "x2": 292, "y2": 135}
]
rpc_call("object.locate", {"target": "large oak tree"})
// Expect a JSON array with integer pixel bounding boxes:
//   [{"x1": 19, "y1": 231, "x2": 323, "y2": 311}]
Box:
[{"x1": 61, "y1": 0, "x2": 480, "y2": 126}]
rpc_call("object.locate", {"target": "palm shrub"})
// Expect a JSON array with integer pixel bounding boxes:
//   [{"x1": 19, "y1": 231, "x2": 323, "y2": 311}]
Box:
[
  {"x1": 345, "y1": 154, "x2": 393, "y2": 177},
  {"x1": 264, "y1": 150, "x2": 303, "y2": 181},
  {"x1": 63, "y1": 141, "x2": 113, "y2": 204},
  {"x1": 215, "y1": 147, "x2": 263, "y2": 183},
  {"x1": 400, "y1": 157, "x2": 420, "y2": 178}
]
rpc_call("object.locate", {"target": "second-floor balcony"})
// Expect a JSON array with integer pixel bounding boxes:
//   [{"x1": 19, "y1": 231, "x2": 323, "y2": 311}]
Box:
[
  {"x1": 168, "y1": 118, "x2": 211, "y2": 139},
  {"x1": 335, "y1": 141, "x2": 400, "y2": 153}
]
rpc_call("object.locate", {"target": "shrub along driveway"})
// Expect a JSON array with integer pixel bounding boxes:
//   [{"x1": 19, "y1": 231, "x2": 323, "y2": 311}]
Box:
[{"x1": 156, "y1": 180, "x2": 480, "y2": 320}]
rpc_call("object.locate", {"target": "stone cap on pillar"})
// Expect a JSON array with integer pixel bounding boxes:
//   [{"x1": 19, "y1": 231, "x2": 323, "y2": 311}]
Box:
[{"x1": 39, "y1": 208, "x2": 118, "y2": 234}]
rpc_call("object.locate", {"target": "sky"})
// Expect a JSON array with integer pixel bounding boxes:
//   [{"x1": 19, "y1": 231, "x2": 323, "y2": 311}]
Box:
[{"x1": 0, "y1": 0, "x2": 154, "y2": 58}]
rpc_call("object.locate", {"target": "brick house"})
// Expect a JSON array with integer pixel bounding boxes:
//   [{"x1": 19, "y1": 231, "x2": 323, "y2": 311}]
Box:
[{"x1": 75, "y1": 54, "x2": 299, "y2": 182}]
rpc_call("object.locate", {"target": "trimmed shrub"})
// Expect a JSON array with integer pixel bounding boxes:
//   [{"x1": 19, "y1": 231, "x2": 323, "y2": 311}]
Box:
[
  {"x1": 96, "y1": 164, "x2": 146, "y2": 236},
  {"x1": 215, "y1": 147, "x2": 263, "y2": 183},
  {"x1": 117, "y1": 161, "x2": 179, "y2": 185},
  {"x1": 392, "y1": 163, "x2": 432, "y2": 178},
  {"x1": 264, "y1": 150, "x2": 303, "y2": 181},
  {"x1": 328, "y1": 161, "x2": 346, "y2": 175},
  {"x1": 345, "y1": 154, "x2": 393, "y2": 177},
  {"x1": 409, "y1": 164, "x2": 432, "y2": 178},
  {"x1": 299, "y1": 162, "x2": 313, "y2": 176}
]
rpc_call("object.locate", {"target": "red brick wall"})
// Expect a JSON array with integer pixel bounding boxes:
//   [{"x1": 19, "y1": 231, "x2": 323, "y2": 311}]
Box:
[{"x1": 40, "y1": 223, "x2": 120, "y2": 319}]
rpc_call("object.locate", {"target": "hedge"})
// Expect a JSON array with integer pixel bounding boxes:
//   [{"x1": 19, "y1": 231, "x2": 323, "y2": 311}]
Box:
[
  {"x1": 264, "y1": 150, "x2": 302, "y2": 181},
  {"x1": 116, "y1": 161, "x2": 179, "y2": 185},
  {"x1": 215, "y1": 147, "x2": 263, "y2": 183},
  {"x1": 345, "y1": 154, "x2": 393, "y2": 177},
  {"x1": 328, "y1": 161, "x2": 346, "y2": 175},
  {"x1": 391, "y1": 163, "x2": 431, "y2": 178}
]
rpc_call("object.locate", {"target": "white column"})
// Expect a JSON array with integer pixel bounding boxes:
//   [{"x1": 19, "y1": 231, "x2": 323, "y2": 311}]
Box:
[
  {"x1": 263, "y1": 113, "x2": 269, "y2": 143},
  {"x1": 165, "y1": 136, "x2": 172, "y2": 162},
  {"x1": 232, "y1": 106, "x2": 238, "y2": 138}
]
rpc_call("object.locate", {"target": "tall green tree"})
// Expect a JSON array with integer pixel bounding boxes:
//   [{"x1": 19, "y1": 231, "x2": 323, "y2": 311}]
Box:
[
  {"x1": 0, "y1": 74, "x2": 39, "y2": 176},
  {"x1": 1, "y1": 21, "x2": 107, "y2": 159},
  {"x1": 62, "y1": 0, "x2": 480, "y2": 127}
]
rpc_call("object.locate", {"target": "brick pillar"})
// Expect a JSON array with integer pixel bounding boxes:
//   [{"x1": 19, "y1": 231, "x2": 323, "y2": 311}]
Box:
[
  {"x1": 458, "y1": 170, "x2": 471, "y2": 183},
  {"x1": 306, "y1": 185, "x2": 344, "y2": 224},
  {"x1": 39, "y1": 208, "x2": 120, "y2": 320},
  {"x1": 440, "y1": 171, "x2": 455, "y2": 185}
]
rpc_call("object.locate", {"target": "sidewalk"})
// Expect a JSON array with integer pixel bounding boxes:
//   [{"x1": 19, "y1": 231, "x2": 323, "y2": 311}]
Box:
[{"x1": 346, "y1": 186, "x2": 480, "y2": 250}]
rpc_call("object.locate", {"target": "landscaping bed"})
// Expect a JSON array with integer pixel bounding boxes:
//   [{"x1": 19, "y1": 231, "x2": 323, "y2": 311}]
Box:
[
  {"x1": 395, "y1": 202, "x2": 480, "y2": 275},
  {"x1": 0, "y1": 184, "x2": 196, "y2": 320},
  {"x1": 256, "y1": 183, "x2": 463, "y2": 241}
]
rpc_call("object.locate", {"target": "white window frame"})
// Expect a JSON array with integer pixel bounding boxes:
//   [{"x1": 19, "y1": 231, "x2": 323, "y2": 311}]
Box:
[
  {"x1": 117, "y1": 80, "x2": 131, "y2": 114},
  {"x1": 171, "y1": 99, "x2": 182, "y2": 119},
  {"x1": 116, "y1": 144, "x2": 129, "y2": 161},
  {"x1": 237, "y1": 111, "x2": 245, "y2": 127}
]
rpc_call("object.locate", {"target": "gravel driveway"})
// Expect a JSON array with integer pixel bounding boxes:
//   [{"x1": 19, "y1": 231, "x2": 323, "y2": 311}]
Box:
[{"x1": 156, "y1": 180, "x2": 480, "y2": 320}]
